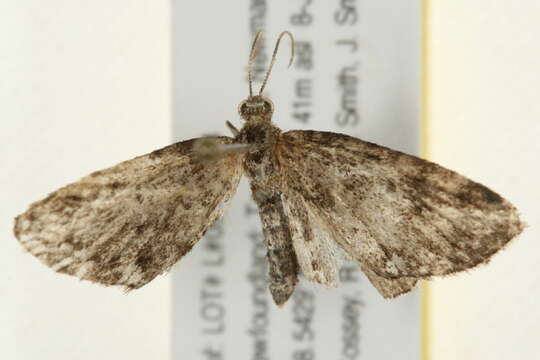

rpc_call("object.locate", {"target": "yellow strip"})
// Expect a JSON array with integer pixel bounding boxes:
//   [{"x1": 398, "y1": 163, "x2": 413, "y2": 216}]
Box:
[
  {"x1": 420, "y1": 1, "x2": 431, "y2": 360},
  {"x1": 421, "y1": 0, "x2": 431, "y2": 160}
]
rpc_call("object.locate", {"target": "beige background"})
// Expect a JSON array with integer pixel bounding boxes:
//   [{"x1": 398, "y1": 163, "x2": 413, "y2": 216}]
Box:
[
  {"x1": 427, "y1": 1, "x2": 540, "y2": 359},
  {"x1": 1, "y1": 2, "x2": 172, "y2": 360},
  {"x1": 1, "y1": 1, "x2": 539, "y2": 359}
]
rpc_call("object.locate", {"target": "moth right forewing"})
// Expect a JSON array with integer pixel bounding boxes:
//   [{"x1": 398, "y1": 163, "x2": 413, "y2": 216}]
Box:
[
  {"x1": 14, "y1": 136, "x2": 244, "y2": 290},
  {"x1": 279, "y1": 130, "x2": 524, "y2": 284}
]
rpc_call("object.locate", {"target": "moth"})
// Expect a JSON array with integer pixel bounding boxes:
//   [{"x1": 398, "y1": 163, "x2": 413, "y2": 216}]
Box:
[{"x1": 14, "y1": 31, "x2": 524, "y2": 306}]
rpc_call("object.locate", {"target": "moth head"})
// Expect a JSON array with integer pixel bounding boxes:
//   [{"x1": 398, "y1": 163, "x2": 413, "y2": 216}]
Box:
[
  {"x1": 238, "y1": 95, "x2": 274, "y2": 121},
  {"x1": 240, "y1": 31, "x2": 293, "y2": 122}
]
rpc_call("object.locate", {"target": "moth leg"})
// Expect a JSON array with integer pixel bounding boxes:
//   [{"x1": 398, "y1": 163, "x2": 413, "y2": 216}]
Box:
[
  {"x1": 226, "y1": 120, "x2": 240, "y2": 136},
  {"x1": 256, "y1": 192, "x2": 299, "y2": 306},
  {"x1": 193, "y1": 137, "x2": 250, "y2": 161}
]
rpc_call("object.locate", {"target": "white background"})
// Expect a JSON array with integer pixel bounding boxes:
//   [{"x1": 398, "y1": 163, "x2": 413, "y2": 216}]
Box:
[{"x1": 2, "y1": 1, "x2": 540, "y2": 360}]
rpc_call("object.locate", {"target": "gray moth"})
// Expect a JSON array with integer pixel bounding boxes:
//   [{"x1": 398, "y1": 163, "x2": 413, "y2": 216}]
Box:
[{"x1": 14, "y1": 32, "x2": 524, "y2": 306}]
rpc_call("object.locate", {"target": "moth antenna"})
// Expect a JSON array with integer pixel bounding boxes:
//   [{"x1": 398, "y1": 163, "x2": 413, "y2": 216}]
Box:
[
  {"x1": 248, "y1": 30, "x2": 264, "y2": 98},
  {"x1": 258, "y1": 31, "x2": 294, "y2": 96}
]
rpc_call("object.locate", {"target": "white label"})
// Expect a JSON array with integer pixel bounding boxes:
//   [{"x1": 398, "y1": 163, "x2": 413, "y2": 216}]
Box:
[{"x1": 171, "y1": 1, "x2": 421, "y2": 359}]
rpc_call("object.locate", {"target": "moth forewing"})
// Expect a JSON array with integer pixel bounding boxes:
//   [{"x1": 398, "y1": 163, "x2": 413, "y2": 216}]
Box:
[
  {"x1": 14, "y1": 137, "x2": 244, "y2": 290},
  {"x1": 278, "y1": 130, "x2": 524, "y2": 289}
]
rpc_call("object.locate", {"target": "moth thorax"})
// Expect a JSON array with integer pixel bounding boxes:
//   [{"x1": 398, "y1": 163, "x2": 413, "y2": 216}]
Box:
[{"x1": 238, "y1": 95, "x2": 274, "y2": 121}]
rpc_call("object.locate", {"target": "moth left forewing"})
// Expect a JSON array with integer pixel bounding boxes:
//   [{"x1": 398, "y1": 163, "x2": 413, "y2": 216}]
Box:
[
  {"x1": 14, "y1": 137, "x2": 244, "y2": 290},
  {"x1": 279, "y1": 130, "x2": 524, "y2": 296}
]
